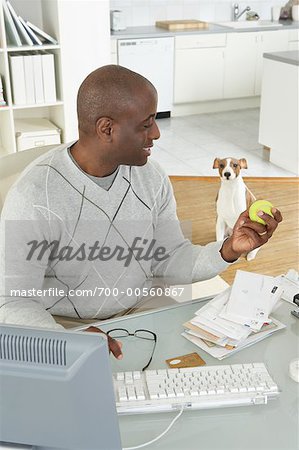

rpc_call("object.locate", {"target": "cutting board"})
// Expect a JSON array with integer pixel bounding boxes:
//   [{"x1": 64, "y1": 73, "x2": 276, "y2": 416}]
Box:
[{"x1": 155, "y1": 20, "x2": 209, "y2": 30}]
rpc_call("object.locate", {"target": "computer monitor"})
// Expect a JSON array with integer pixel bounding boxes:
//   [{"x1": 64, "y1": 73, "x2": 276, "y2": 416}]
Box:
[{"x1": 0, "y1": 324, "x2": 122, "y2": 450}]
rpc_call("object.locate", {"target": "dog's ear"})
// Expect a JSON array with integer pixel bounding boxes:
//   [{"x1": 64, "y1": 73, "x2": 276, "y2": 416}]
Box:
[
  {"x1": 239, "y1": 158, "x2": 248, "y2": 169},
  {"x1": 213, "y1": 158, "x2": 220, "y2": 169}
]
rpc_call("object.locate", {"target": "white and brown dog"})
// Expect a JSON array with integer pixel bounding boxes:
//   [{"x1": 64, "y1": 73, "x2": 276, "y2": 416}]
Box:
[{"x1": 213, "y1": 157, "x2": 258, "y2": 261}]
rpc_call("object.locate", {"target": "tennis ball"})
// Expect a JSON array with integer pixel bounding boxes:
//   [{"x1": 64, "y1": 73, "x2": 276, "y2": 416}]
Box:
[{"x1": 249, "y1": 200, "x2": 274, "y2": 225}]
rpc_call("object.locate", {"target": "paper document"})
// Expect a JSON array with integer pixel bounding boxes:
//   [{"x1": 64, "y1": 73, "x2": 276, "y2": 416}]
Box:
[
  {"x1": 192, "y1": 289, "x2": 252, "y2": 340},
  {"x1": 219, "y1": 270, "x2": 282, "y2": 330},
  {"x1": 171, "y1": 275, "x2": 229, "y2": 303},
  {"x1": 182, "y1": 317, "x2": 286, "y2": 359}
]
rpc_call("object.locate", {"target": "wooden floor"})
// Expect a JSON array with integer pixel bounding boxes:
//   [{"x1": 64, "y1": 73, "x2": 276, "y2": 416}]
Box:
[{"x1": 170, "y1": 176, "x2": 299, "y2": 284}]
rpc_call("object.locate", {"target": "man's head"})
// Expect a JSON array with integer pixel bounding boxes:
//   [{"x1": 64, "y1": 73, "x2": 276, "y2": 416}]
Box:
[{"x1": 76, "y1": 65, "x2": 160, "y2": 168}]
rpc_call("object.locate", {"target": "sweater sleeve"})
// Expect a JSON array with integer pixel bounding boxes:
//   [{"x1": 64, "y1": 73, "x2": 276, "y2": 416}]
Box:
[
  {"x1": 0, "y1": 186, "x2": 63, "y2": 329},
  {"x1": 151, "y1": 174, "x2": 231, "y2": 285}
]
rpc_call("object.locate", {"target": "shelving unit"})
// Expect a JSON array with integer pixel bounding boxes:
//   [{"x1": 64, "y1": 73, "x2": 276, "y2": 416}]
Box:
[{"x1": 0, "y1": 0, "x2": 111, "y2": 159}]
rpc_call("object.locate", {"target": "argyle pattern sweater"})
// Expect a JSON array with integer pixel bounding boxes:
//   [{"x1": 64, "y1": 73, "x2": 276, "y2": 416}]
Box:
[{"x1": 0, "y1": 144, "x2": 229, "y2": 329}]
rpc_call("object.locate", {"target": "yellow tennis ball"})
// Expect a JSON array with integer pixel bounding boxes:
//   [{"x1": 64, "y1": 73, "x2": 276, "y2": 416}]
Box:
[{"x1": 249, "y1": 200, "x2": 274, "y2": 225}]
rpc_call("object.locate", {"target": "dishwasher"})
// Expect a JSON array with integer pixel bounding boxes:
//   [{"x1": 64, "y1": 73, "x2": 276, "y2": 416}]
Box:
[{"x1": 117, "y1": 37, "x2": 174, "y2": 117}]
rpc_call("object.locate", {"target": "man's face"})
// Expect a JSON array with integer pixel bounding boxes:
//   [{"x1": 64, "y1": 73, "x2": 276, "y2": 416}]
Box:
[{"x1": 111, "y1": 86, "x2": 160, "y2": 167}]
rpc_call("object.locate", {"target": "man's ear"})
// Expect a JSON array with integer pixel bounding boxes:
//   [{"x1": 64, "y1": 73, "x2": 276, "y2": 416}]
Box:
[
  {"x1": 239, "y1": 158, "x2": 248, "y2": 169},
  {"x1": 95, "y1": 117, "x2": 113, "y2": 142},
  {"x1": 213, "y1": 158, "x2": 220, "y2": 169}
]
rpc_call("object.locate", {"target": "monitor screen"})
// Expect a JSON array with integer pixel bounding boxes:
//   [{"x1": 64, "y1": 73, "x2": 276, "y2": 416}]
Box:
[{"x1": 0, "y1": 324, "x2": 122, "y2": 450}]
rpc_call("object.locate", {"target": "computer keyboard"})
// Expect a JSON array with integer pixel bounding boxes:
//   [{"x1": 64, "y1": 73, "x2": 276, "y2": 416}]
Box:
[{"x1": 113, "y1": 362, "x2": 279, "y2": 415}]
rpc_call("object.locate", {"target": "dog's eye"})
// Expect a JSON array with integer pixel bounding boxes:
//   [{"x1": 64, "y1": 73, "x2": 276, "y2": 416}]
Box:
[
  {"x1": 233, "y1": 163, "x2": 238, "y2": 168},
  {"x1": 220, "y1": 164, "x2": 225, "y2": 169}
]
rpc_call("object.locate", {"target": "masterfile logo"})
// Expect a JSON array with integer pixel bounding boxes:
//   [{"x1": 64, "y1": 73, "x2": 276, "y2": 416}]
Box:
[{"x1": 26, "y1": 237, "x2": 169, "y2": 267}]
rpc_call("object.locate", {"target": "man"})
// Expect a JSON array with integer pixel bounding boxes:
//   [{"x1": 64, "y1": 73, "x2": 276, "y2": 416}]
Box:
[{"x1": 0, "y1": 65, "x2": 282, "y2": 360}]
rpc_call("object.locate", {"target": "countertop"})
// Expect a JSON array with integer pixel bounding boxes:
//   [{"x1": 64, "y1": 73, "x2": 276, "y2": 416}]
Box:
[
  {"x1": 111, "y1": 20, "x2": 299, "y2": 39},
  {"x1": 263, "y1": 50, "x2": 299, "y2": 66}
]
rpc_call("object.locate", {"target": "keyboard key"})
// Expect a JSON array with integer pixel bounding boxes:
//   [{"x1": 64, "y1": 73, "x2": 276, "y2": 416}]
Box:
[
  {"x1": 125, "y1": 372, "x2": 133, "y2": 384},
  {"x1": 116, "y1": 372, "x2": 124, "y2": 381},
  {"x1": 118, "y1": 387, "x2": 128, "y2": 401},
  {"x1": 136, "y1": 387, "x2": 145, "y2": 400},
  {"x1": 190, "y1": 390, "x2": 199, "y2": 396},
  {"x1": 239, "y1": 387, "x2": 248, "y2": 393},
  {"x1": 166, "y1": 388, "x2": 176, "y2": 398},
  {"x1": 199, "y1": 389, "x2": 208, "y2": 396},
  {"x1": 216, "y1": 388, "x2": 225, "y2": 394},
  {"x1": 149, "y1": 392, "x2": 158, "y2": 400},
  {"x1": 174, "y1": 388, "x2": 184, "y2": 397}
]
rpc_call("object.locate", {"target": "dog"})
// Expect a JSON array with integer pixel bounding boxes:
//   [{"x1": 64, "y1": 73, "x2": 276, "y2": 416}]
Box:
[{"x1": 213, "y1": 157, "x2": 259, "y2": 261}]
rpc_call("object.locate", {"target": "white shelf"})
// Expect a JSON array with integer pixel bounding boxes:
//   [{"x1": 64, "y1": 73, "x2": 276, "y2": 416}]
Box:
[
  {"x1": 12, "y1": 100, "x2": 63, "y2": 110},
  {"x1": 7, "y1": 44, "x2": 60, "y2": 52},
  {"x1": 0, "y1": 105, "x2": 9, "y2": 111}
]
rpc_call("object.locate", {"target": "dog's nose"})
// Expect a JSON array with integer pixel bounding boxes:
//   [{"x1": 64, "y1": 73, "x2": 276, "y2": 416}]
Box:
[{"x1": 224, "y1": 172, "x2": 231, "y2": 179}]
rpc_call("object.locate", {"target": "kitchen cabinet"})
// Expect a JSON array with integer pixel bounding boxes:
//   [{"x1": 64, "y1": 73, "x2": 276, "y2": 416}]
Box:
[
  {"x1": 255, "y1": 30, "x2": 289, "y2": 94},
  {"x1": 111, "y1": 39, "x2": 117, "y2": 64},
  {"x1": 223, "y1": 32, "x2": 257, "y2": 99},
  {"x1": 224, "y1": 30, "x2": 289, "y2": 99},
  {"x1": 288, "y1": 29, "x2": 299, "y2": 50},
  {"x1": 259, "y1": 53, "x2": 298, "y2": 175},
  {"x1": 174, "y1": 34, "x2": 226, "y2": 103}
]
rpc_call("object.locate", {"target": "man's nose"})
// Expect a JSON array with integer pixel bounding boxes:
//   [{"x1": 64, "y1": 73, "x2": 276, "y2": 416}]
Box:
[{"x1": 150, "y1": 120, "x2": 160, "y2": 140}]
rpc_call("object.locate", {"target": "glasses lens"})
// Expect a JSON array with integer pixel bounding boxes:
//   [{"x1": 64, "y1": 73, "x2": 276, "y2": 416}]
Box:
[
  {"x1": 107, "y1": 329, "x2": 129, "y2": 338},
  {"x1": 135, "y1": 330, "x2": 155, "y2": 340}
]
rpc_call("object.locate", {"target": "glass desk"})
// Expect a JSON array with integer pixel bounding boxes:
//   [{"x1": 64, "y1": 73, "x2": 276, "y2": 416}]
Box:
[{"x1": 98, "y1": 298, "x2": 298, "y2": 450}]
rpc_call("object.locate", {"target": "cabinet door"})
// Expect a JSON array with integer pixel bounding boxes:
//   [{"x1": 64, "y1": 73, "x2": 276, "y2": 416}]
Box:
[
  {"x1": 174, "y1": 47, "x2": 225, "y2": 103},
  {"x1": 224, "y1": 32, "x2": 257, "y2": 99},
  {"x1": 255, "y1": 30, "x2": 289, "y2": 95},
  {"x1": 288, "y1": 29, "x2": 299, "y2": 50}
]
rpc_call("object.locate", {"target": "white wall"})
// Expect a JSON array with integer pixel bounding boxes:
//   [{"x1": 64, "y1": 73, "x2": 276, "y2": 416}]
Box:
[{"x1": 110, "y1": 0, "x2": 284, "y2": 26}]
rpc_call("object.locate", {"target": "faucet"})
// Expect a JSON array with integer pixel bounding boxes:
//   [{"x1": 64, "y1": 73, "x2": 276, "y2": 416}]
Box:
[{"x1": 233, "y1": 3, "x2": 251, "y2": 21}]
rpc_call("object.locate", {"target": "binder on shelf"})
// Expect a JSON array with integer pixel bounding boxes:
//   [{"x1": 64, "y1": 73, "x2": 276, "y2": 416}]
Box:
[
  {"x1": 0, "y1": 75, "x2": 7, "y2": 106},
  {"x1": 2, "y1": 1, "x2": 22, "y2": 47},
  {"x1": 32, "y1": 53, "x2": 44, "y2": 104},
  {"x1": 18, "y1": 16, "x2": 43, "y2": 46},
  {"x1": 23, "y1": 54, "x2": 35, "y2": 104},
  {"x1": 26, "y1": 21, "x2": 58, "y2": 45},
  {"x1": 41, "y1": 52, "x2": 57, "y2": 103},
  {"x1": 9, "y1": 54, "x2": 26, "y2": 105},
  {"x1": 6, "y1": 1, "x2": 33, "y2": 46}
]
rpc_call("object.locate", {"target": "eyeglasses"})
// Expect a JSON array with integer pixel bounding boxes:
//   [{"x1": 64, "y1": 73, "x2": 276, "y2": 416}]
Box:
[{"x1": 106, "y1": 328, "x2": 157, "y2": 371}]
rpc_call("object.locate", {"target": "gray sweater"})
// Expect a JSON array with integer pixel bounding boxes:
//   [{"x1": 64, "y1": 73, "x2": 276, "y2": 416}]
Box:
[{"x1": 0, "y1": 144, "x2": 229, "y2": 329}]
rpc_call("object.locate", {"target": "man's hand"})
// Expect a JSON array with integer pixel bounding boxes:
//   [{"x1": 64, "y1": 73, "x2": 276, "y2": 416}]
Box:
[
  {"x1": 85, "y1": 326, "x2": 123, "y2": 359},
  {"x1": 220, "y1": 207, "x2": 283, "y2": 262}
]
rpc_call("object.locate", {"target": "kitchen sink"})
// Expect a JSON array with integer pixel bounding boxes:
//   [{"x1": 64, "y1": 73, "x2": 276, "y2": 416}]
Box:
[{"x1": 215, "y1": 20, "x2": 283, "y2": 29}]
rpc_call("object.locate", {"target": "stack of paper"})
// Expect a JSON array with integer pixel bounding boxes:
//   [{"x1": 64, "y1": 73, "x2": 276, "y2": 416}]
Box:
[{"x1": 182, "y1": 270, "x2": 286, "y2": 359}]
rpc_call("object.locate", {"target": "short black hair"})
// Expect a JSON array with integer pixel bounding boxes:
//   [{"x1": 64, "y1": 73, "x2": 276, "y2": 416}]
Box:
[{"x1": 77, "y1": 65, "x2": 155, "y2": 134}]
